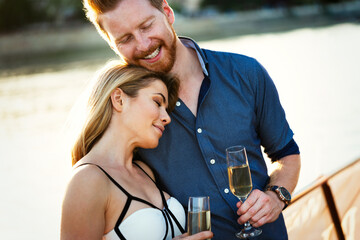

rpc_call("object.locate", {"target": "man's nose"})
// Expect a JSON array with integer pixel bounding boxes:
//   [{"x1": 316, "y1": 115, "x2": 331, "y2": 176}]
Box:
[{"x1": 135, "y1": 33, "x2": 151, "y2": 52}]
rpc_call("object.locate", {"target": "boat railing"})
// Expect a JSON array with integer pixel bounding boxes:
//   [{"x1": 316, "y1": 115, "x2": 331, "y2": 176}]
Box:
[{"x1": 283, "y1": 158, "x2": 360, "y2": 240}]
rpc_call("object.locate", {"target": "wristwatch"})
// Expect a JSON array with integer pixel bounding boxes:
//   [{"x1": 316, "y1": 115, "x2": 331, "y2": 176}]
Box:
[{"x1": 265, "y1": 185, "x2": 291, "y2": 210}]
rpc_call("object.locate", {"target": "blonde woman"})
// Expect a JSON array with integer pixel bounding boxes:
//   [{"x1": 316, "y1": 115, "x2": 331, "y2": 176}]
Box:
[{"x1": 60, "y1": 62, "x2": 213, "y2": 240}]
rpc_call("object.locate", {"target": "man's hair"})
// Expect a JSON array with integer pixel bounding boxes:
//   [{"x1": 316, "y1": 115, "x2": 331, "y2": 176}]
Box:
[{"x1": 83, "y1": 0, "x2": 164, "y2": 42}]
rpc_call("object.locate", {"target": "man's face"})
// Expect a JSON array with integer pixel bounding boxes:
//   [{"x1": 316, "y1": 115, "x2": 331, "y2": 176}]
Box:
[{"x1": 100, "y1": 0, "x2": 177, "y2": 73}]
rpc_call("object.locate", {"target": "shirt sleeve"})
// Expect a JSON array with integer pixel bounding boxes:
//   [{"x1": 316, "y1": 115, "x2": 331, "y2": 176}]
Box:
[
  {"x1": 268, "y1": 138, "x2": 300, "y2": 162},
  {"x1": 252, "y1": 60, "x2": 295, "y2": 158}
]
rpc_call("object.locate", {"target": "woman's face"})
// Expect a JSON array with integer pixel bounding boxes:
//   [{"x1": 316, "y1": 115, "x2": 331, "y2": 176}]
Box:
[{"x1": 122, "y1": 79, "x2": 171, "y2": 149}]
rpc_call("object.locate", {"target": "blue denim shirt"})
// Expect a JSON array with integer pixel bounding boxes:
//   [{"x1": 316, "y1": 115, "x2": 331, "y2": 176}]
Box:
[{"x1": 137, "y1": 37, "x2": 293, "y2": 239}]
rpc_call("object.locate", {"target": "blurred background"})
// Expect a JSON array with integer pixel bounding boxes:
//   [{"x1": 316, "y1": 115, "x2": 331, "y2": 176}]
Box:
[{"x1": 1, "y1": 0, "x2": 360, "y2": 239}]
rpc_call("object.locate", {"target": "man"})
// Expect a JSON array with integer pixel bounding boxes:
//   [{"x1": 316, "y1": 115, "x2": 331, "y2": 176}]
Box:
[{"x1": 83, "y1": 0, "x2": 301, "y2": 239}]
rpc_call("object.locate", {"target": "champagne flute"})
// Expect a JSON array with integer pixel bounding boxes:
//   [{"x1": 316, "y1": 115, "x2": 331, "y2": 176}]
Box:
[
  {"x1": 188, "y1": 196, "x2": 211, "y2": 239},
  {"x1": 226, "y1": 145, "x2": 262, "y2": 239}
]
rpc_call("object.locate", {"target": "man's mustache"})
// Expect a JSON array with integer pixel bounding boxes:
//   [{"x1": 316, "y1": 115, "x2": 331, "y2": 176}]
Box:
[{"x1": 134, "y1": 42, "x2": 163, "y2": 60}]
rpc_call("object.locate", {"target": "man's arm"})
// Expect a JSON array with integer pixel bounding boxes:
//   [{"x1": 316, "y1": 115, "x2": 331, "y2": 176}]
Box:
[
  {"x1": 267, "y1": 153, "x2": 301, "y2": 194},
  {"x1": 236, "y1": 154, "x2": 301, "y2": 227}
]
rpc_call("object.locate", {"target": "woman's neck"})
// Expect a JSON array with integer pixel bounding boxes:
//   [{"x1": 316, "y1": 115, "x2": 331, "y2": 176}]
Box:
[{"x1": 84, "y1": 124, "x2": 135, "y2": 169}]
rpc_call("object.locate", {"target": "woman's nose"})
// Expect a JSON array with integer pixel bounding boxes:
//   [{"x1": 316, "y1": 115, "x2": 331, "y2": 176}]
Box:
[{"x1": 160, "y1": 110, "x2": 171, "y2": 125}]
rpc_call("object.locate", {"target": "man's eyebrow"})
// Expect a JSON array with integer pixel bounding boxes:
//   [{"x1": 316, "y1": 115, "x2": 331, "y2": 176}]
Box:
[
  {"x1": 114, "y1": 16, "x2": 155, "y2": 43},
  {"x1": 139, "y1": 16, "x2": 155, "y2": 27}
]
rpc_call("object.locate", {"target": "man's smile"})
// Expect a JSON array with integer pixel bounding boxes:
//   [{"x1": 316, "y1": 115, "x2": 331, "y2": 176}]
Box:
[{"x1": 144, "y1": 47, "x2": 160, "y2": 59}]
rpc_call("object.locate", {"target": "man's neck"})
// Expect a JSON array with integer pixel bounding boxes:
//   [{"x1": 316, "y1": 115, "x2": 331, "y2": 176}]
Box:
[
  {"x1": 171, "y1": 39, "x2": 203, "y2": 82},
  {"x1": 171, "y1": 38, "x2": 204, "y2": 116}
]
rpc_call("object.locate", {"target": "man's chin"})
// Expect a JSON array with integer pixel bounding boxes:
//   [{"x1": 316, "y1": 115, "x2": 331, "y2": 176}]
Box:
[
  {"x1": 134, "y1": 60, "x2": 173, "y2": 73},
  {"x1": 147, "y1": 64, "x2": 173, "y2": 73},
  {"x1": 125, "y1": 51, "x2": 175, "y2": 73}
]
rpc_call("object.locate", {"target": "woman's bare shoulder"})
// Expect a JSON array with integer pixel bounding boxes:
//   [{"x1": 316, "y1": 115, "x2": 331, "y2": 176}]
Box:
[
  {"x1": 61, "y1": 164, "x2": 109, "y2": 240},
  {"x1": 64, "y1": 164, "x2": 109, "y2": 203}
]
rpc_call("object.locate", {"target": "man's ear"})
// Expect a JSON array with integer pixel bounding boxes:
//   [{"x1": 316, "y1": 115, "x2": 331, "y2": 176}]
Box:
[
  {"x1": 111, "y1": 88, "x2": 124, "y2": 112},
  {"x1": 162, "y1": 0, "x2": 175, "y2": 25}
]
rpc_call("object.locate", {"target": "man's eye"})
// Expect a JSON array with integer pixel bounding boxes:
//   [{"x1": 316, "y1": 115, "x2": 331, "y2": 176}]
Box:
[
  {"x1": 119, "y1": 36, "x2": 132, "y2": 44},
  {"x1": 141, "y1": 22, "x2": 152, "y2": 31}
]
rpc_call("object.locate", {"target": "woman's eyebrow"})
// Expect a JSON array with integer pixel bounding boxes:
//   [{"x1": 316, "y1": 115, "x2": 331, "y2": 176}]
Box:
[{"x1": 154, "y1": 93, "x2": 167, "y2": 104}]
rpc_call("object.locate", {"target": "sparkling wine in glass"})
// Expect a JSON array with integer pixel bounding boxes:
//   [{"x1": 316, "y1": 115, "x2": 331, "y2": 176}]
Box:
[
  {"x1": 188, "y1": 196, "x2": 211, "y2": 239},
  {"x1": 226, "y1": 145, "x2": 262, "y2": 239}
]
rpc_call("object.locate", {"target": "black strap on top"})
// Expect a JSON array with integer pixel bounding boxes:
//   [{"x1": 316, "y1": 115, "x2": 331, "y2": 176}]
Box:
[
  {"x1": 133, "y1": 162, "x2": 186, "y2": 236},
  {"x1": 76, "y1": 162, "x2": 185, "y2": 239}
]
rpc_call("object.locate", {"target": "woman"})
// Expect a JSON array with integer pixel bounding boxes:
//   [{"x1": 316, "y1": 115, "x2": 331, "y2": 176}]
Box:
[{"x1": 60, "y1": 61, "x2": 213, "y2": 240}]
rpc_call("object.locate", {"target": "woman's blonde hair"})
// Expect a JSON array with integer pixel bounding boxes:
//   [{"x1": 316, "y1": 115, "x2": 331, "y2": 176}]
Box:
[{"x1": 71, "y1": 61, "x2": 179, "y2": 166}]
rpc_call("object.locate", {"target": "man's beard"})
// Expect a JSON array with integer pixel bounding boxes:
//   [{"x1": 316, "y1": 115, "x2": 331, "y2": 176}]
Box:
[{"x1": 126, "y1": 27, "x2": 177, "y2": 73}]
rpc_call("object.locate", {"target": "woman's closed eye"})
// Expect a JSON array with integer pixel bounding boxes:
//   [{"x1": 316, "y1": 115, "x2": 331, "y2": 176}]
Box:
[
  {"x1": 153, "y1": 93, "x2": 167, "y2": 108},
  {"x1": 154, "y1": 100, "x2": 161, "y2": 106}
]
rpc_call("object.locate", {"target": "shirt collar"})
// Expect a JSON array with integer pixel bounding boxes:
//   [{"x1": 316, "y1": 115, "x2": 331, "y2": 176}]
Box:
[{"x1": 179, "y1": 37, "x2": 209, "y2": 76}]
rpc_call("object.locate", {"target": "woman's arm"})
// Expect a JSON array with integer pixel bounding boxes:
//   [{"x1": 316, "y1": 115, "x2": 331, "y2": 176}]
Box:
[{"x1": 60, "y1": 166, "x2": 109, "y2": 240}]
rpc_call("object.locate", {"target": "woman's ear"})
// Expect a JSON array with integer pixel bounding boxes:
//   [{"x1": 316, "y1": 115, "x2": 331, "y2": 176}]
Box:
[{"x1": 111, "y1": 88, "x2": 124, "y2": 112}]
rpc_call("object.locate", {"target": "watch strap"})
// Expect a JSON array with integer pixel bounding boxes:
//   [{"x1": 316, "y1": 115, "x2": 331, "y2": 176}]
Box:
[{"x1": 265, "y1": 185, "x2": 291, "y2": 210}]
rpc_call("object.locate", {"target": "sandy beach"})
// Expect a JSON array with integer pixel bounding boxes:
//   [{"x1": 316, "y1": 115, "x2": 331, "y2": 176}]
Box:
[{"x1": 0, "y1": 17, "x2": 360, "y2": 240}]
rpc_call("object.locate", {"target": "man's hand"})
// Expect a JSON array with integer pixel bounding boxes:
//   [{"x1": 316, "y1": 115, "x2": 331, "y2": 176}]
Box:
[
  {"x1": 236, "y1": 189, "x2": 284, "y2": 227},
  {"x1": 236, "y1": 154, "x2": 301, "y2": 227}
]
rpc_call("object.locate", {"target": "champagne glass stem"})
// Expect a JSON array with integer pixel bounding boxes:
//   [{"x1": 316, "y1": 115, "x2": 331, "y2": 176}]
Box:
[
  {"x1": 239, "y1": 197, "x2": 251, "y2": 230},
  {"x1": 243, "y1": 221, "x2": 252, "y2": 231}
]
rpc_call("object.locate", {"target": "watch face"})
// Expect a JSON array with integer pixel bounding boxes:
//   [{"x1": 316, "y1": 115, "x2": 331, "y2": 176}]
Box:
[{"x1": 279, "y1": 187, "x2": 291, "y2": 200}]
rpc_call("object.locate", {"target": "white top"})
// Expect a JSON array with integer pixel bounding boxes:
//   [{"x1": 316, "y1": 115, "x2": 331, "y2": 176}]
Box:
[{"x1": 103, "y1": 197, "x2": 186, "y2": 240}]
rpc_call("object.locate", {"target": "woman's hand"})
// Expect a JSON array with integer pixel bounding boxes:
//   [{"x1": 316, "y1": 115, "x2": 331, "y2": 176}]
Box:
[{"x1": 173, "y1": 231, "x2": 213, "y2": 239}]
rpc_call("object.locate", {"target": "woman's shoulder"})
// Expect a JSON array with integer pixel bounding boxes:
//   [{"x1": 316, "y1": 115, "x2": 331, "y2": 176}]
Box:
[
  {"x1": 61, "y1": 163, "x2": 110, "y2": 239},
  {"x1": 65, "y1": 163, "x2": 110, "y2": 201},
  {"x1": 76, "y1": 163, "x2": 109, "y2": 183},
  {"x1": 73, "y1": 155, "x2": 108, "y2": 179}
]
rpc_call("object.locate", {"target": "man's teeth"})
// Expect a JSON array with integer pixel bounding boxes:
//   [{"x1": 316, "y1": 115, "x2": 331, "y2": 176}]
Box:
[{"x1": 144, "y1": 48, "x2": 160, "y2": 59}]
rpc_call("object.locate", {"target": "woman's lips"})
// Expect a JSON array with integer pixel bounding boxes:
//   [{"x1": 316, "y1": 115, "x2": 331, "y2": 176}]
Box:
[{"x1": 153, "y1": 124, "x2": 164, "y2": 135}]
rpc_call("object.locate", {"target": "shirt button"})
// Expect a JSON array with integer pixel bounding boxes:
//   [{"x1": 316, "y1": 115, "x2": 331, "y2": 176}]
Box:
[
  {"x1": 197, "y1": 128, "x2": 202, "y2": 133},
  {"x1": 224, "y1": 188, "x2": 230, "y2": 194},
  {"x1": 176, "y1": 101, "x2": 181, "y2": 107},
  {"x1": 210, "y1": 159, "x2": 216, "y2": 164}
]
